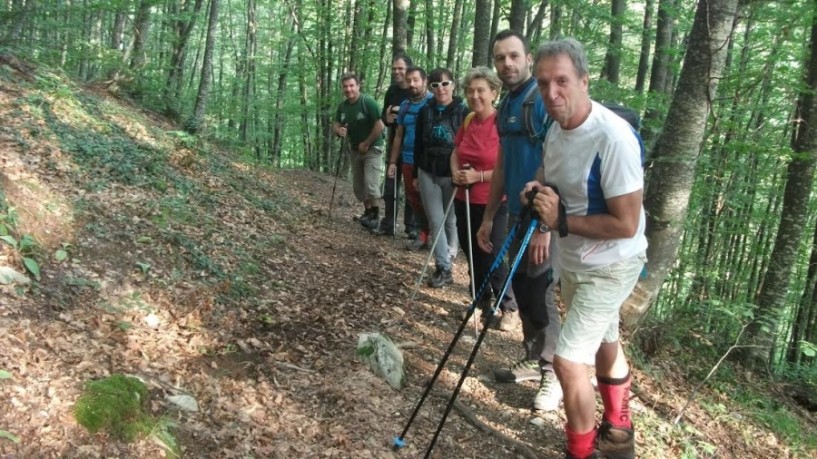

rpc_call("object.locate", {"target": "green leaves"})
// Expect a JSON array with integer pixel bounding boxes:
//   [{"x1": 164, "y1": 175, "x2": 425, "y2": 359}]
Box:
[
  {"x1": 0, "y1": 430, "x2": 20, "y2": 444},
  {"x1": 22, "y1": 257, "x2": 40, "y2": 280}
]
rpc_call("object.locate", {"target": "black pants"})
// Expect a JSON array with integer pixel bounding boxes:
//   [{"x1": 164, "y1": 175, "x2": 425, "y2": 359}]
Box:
[
  {"x1": 382, "y1": 163, "x2": 417, "y2": 233},
  {"x1": 454, "y1": 199, "x2": 518, "y2": 312}
]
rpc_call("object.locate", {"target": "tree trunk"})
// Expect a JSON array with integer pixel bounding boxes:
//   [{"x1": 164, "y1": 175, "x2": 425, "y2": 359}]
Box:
[
  {"x1": 239, "y1": 0, "x2": 257, "y2": 143},
  {"x1": 601, "y1": 0, "x2": 625, "y2": 85},
  {"x1": 425, "y1": 0, "x2": 435, "y2": 63},
  {"x1": 550, "y1": 4, "x2": 562, "y2": 39},
  {"x1": 164, "y1": 0, "x2": 204, "y2": 120},
  {"x1": 620, "y1": 0, "x2": 741, "y2": 328},
  {"x1": 446, "y1": 0, "x2": 464, "y2": 70},
  {"x1": 743, "y1": 4, "x2": 817, "y2": 369},
  {"x1": 640, "y1": 0, "x2": 676, "y2": 147},
  {"x1": 509, "y1": 0, "x2": 526, "y2": 34},
  {"x1": 490, "y1": 0, "x2": 500, "y2": 48},
  {"x1": 348, "y1": 0, "x2": 363, "y2": 74},
  {"x1": 407, "y1": 0, "x2": 417, "y2": 49},
  {"x1": 377, "y1": 0, "x2": 392, "y2": 95},
  {"x1": 526, "y1": 0, "x2": 549, "y2": 44},
  {"x1": 473, "y1": 0, "x2": 492, "y2": 68},
  {"x1": 185, "y1": 0, "x2": 219, "y2": 134},
  {"x1": 393, "y1": 0, "x2": 408, "y2": 57},
  {"x1": 129, "y1": 0, "x2": 154, "y2": 71},
  {"x1": 635, "y1": 0, "x2": 654, "y2": 92},
  {"x1": 272, "y1": 37, "x2": 295, "y2": 163}
]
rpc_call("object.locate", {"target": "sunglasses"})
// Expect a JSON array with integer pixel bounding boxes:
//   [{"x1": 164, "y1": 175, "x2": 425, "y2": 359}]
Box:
[{"x1": 429, "y1": 81, "x2": 453, "y2": 89}]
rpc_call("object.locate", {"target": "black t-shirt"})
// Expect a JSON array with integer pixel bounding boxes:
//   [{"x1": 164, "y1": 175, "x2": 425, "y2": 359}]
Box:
[{"x1": 382, "y1": 83, "x2": 412, "y2": 146}]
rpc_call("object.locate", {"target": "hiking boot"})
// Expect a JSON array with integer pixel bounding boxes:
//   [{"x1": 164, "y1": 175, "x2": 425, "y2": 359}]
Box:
[
  {"x1": 428, "y1": 267, "x2": 453, "y2": 288},
  {"x1": 564, "y1": 450, "x2": 601, "y2": 459},
  {"x1": 407, "y1": 230, "x2": 419, "y2": 240},
  {"x1": 597, "y1": 420, "x2": 635, "y2": 459},
  {"x1": 493, "y1": 359, "x2": 541, "y2": 383},
  {"x1": 370, "y1": 218, "x2": 395, "y2": 236},
  {"x1": 353, "y1": 209, "x2": 368, "y2": 224},
  {"x1": 498, "y1": 309, "x2": 521, "y2": 331},
  {"x1": 406, "y1": 232, "x2": 429, "y2": 251},
  {"x1": 359, "y1": 207, "x2": 379, "y2": 230},
  {"x1": 533, "y1": 369, "x2": 563, "y2": 411}
]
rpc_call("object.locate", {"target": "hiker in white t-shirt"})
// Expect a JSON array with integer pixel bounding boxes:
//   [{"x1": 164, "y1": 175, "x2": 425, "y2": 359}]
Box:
[{"x1": 524, "y1": 38, "x2": 647, "y2": 459}]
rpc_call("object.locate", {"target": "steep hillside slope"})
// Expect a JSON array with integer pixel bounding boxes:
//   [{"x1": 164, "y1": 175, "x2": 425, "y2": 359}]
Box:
[{"x1": 0, "y1": 57, "x2": 814, "y2": 458}]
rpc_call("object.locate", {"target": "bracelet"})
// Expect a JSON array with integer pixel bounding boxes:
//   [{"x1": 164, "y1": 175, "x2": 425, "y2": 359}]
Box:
[{"x1": 480, "y1": 171, "x2": 484, "y2": 182}]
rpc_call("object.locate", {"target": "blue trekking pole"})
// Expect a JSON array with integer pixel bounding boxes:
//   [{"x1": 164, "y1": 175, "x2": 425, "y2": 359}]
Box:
[
  {"x1": 392, "y1": 193, "x2": 538, "y2": 451},
  {"x1": 421, "y1": 215, "x2": 539, "y2": 458}
]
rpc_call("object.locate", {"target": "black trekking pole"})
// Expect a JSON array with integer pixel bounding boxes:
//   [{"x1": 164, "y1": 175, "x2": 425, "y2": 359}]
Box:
[
  {"x1": 392, "y1": 201, "x2": 531, "y2": 451},
  {"x1": 328, "y1": 126, "x2": 348, "y2": 218},
  {"x1": 422, "y1": 214, "x2": 538, "y2": 458}
]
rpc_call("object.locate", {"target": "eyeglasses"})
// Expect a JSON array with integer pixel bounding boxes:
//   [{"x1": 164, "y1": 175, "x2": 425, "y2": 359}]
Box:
[{"x1": 429, "y1": 81, "x2": 453, "y2": 89}]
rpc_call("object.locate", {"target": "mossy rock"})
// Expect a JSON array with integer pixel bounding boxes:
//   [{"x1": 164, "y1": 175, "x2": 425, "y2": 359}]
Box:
[{"x1": 73, "y1": 374, "x2": 153, "y2": 441}]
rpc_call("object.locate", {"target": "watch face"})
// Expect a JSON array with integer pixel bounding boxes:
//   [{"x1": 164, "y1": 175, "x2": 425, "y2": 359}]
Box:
[{"x1": 539, "y1": 224, "x2": 549, "y2": 233}]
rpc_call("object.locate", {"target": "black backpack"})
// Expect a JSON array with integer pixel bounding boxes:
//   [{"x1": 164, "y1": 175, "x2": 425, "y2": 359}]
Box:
[{"x1": 500, "y1": 84, "x2": 642, "y2": 140}]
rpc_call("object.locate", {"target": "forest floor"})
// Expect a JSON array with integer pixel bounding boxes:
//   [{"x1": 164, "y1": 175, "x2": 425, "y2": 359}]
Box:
[{"x1": 0, "y1": 56, "x2": 816, "y2": 459}]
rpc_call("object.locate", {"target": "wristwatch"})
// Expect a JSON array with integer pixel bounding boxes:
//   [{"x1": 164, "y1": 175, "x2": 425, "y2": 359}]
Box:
[{"x1": 538, "y1": 223, "x2": 551, "y2": 233}]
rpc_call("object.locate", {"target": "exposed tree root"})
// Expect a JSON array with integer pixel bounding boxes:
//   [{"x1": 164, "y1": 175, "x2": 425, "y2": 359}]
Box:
[{"x1": 432, "y1": 390, "x2": 539, "y2": 459}]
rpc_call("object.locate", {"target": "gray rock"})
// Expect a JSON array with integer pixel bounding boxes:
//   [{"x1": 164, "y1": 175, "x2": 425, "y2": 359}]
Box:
[{"x1": 356, "y1": 332, "x2": 405, "y2": 390}]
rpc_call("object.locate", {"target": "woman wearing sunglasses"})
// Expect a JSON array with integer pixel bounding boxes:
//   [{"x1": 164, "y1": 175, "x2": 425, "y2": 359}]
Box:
[
  {"x1": 450, "y1": 67, "x2": 517, "y2": 320},
  {"x1": 413, "y1": 68, "x2": 469, "y2": 288}
]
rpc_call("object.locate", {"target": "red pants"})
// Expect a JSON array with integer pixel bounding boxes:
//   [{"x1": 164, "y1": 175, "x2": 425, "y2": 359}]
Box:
[{"x1": 402, "y1": 164, "x2": 427, "y2": 233}]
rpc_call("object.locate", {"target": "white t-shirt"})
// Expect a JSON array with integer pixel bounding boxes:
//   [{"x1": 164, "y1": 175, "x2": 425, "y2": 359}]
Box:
[{"x1": 543, "y1": 100, "x2": 648, "y2": 271}]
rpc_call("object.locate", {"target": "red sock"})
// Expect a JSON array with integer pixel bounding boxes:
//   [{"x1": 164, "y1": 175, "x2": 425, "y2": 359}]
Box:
[
  {"x1": 566, "y1": 424, "x2": 597, "y2": 459},
  {"x1": 420, "y1": 230, "x2": 429, "y2": 243},
  {"x1": 597, "y1": 372, "x2": 632, "y2": 429}
]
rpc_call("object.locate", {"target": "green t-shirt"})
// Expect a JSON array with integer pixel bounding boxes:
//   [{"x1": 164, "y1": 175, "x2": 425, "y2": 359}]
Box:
[{"x1": 334, "y1": 94, "x2": 384, "y2": 149}]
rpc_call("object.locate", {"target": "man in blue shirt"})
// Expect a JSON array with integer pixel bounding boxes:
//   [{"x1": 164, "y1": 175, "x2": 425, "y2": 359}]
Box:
[
  {"x1": 387, "y1": 66, "x2": 433, "y2": 251},
  {"x1": 476, "y1": 30, "x2": 563, "y2": 412}
]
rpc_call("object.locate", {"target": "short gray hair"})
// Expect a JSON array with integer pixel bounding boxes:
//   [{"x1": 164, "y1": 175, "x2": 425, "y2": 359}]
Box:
[
  {"x1": 533, "y1": 38, "x2": 589, "y2": 78},
  {"x1": 460, "y1": 66, "x2": 502, "y2": 93}
]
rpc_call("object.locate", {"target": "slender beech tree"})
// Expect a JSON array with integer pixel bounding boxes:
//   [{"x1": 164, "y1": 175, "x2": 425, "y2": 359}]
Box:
[
  {"x1": 446, "y1": 0, "x2": 463, "y2": 70},
  {"x1": 509, "y1": 0, "x2": 527, "y2": 34},
  {"x1": 620, "y1": 0, "x2": 741, "y2": 327},
  {"x1": 425, "y1": 0, "x2": 435, "y2": 63},
  {"x1": 473, "y1": 0, "x2": 492, "y2": 68},
  {"x1": 186, "y1": 0, "x2": 219, "y2": 134},
  {"x1": 164, "y1": 0, "x2": 204, "y2": 120},
  {"x1": 787, "y1": 220, "x2": 817, "y2": 367},
  {"x1": 743, "y1": 3, "x2": 817, "y2": 369},
  {"x1": 393, "y1": 0, "x2": 408, "y2": 57},
  {"x1": 640, "y1": 0, "x2": 677, "y2": 147},
  {"x1": 601, "y1": 0, "x2": 625, "y2": 84},
  {"x1": 635, "y1": 0, "x2": 655, "y2": 92}
]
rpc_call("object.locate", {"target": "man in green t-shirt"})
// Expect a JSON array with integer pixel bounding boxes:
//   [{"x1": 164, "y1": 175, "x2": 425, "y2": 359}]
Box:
[{"x1": 332, "y1": 72, "x2": 386, "y2": 229}]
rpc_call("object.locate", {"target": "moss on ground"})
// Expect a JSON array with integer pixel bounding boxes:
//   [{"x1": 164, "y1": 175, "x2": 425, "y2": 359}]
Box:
[{"x1": 73, "y1": 374, "x2": 153, "y2": 442}]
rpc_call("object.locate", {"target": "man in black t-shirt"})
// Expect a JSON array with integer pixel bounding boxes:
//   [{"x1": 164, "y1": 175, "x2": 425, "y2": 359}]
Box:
[{"x1": 372, "y1": 54, "x2": 418, "y2": 237}]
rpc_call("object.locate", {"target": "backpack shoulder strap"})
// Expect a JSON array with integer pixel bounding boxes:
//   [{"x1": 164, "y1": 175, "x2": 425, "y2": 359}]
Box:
[
  {"x1": 463, "y1": 112, "x2": 476, "y2": 131},
  {"x1": 521, "y1": 83, "x2": 542, "y2": 141}
]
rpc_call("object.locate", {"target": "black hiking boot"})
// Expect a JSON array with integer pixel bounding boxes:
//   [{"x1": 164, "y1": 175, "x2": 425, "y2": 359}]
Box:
[
  {"x1": 428, "y1": 267, "x2": 453, "y2": 288},
  {"x1": 370, "y1": 218, "x2": 395, "y2": 236},
  {"x1": 361, "y1": 207, "x2": 379, "y2": 230}
]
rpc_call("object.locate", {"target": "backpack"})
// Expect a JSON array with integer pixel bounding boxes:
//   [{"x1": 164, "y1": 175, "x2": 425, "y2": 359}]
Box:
[
  {"x1": 498, "y1": 82, "x2": 642, "y2": 141},
  {"x1": 421, "y1": 100, "x2": 467, "y2": 156}
]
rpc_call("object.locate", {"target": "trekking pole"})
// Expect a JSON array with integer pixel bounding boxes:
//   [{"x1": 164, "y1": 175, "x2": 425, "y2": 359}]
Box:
[
  {"x1": 392, "y1": 207, "x2": 528, "y2": 451},
  {"x1": 328, "y1": 126, "x2": 348, "y2": 218},
  {"x1": 462, "y1": 164, "x2": 478, "y2": 339},
  {"x1": 393, "y1": 167, "x2": 399, "y2": 238},
  {"x1": 402, "y1": 187, "x2": 458, "y2": 314},
  {"x1": 422, "y1": 214, "x2": 539, "y2": 458}
]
